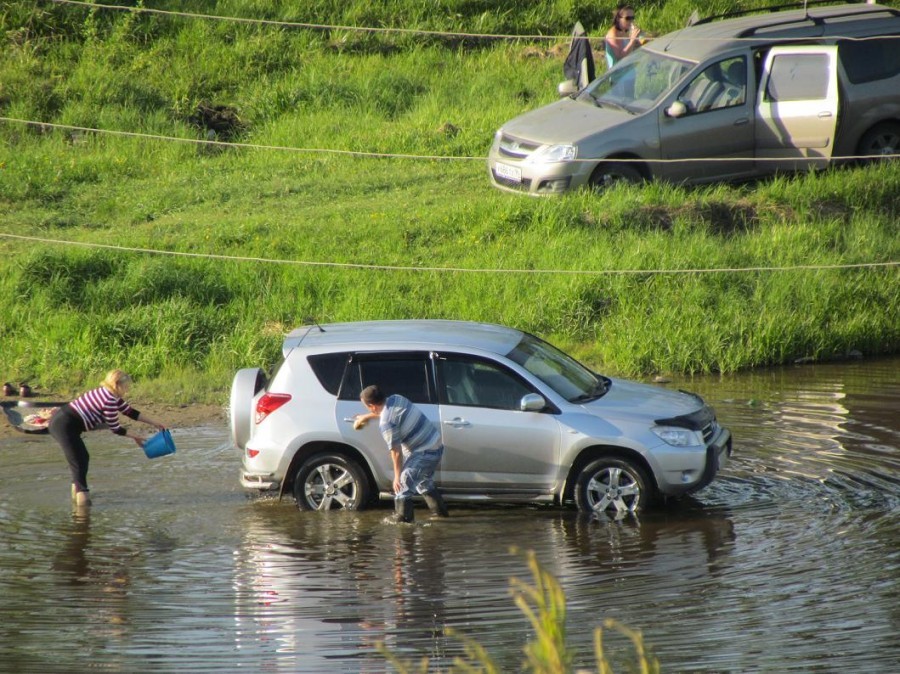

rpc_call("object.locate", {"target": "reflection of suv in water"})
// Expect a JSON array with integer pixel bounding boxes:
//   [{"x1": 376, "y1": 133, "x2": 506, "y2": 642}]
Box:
[
  {"x1": 230, "y1": 320, "x2": 732, "y2": 514},
  {"x1": 488, "y1": 3, "x2": 900, "y2": 195}
]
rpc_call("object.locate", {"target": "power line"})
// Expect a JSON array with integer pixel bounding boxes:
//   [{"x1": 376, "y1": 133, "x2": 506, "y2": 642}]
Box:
[
  {"x1": 46, "y1": 0, "x2": 900, "y2": 43},
  {"x1": 1, "y1": 233, "x2": 896, "y2": 276},
  {"x1": 47, "y1": 0, "x2": 564, "y2": 41},
  {"x1": 3, "y1": 117, "x2": 896, "y2": 164}
]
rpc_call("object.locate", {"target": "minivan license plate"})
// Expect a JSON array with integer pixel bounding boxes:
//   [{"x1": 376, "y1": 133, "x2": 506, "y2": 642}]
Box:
[{"x1": 495, "y1": 162, "x2": 522, "y2": 183}]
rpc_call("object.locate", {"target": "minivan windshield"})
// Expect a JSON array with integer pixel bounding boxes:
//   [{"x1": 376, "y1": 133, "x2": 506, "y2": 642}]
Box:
[
  {"x1": 579, "y1": 50, "x2": 695, "y2": 114},
  {"x1": 506, "y1": 334, "x2": 608, "y2": 403}
]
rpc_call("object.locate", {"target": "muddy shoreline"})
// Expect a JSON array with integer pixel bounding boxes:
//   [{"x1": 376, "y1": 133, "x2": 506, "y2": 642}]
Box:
[{"x1": 0, "y1": 394, "x2": 228, "y2": 440}]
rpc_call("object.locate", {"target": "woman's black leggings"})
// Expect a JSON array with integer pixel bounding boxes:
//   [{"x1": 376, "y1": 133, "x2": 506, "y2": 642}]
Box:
[{"x1": 49, "y1": 405, "x2": 90, "y2": 493}]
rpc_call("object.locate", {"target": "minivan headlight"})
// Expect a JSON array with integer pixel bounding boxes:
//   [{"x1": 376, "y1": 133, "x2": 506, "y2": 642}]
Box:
[
  {"x1": 530, "y1": 144, "x2": 577, "y2": 163},
  {"x1": 651, "y1": 426, "x2": 701, "y2": 447}
]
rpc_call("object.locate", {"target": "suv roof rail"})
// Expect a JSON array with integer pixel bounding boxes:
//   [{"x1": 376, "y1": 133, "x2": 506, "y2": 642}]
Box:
[{"x1": 690, "y1": 0, "x2": 886, "y2": 27}]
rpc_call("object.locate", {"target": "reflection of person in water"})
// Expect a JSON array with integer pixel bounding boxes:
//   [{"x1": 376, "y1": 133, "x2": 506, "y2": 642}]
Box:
[
  {"x1": 51, "y1": 509, "x2": 132, "y2": 638},
  {"x1": 385, "y1": 526, "x2": 449, "y2": 662}
]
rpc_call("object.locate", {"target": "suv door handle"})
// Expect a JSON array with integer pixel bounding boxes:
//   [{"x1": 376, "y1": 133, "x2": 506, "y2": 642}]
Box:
[{"x1": 443, "y1": 418, "x2": 471, "y2": 427}]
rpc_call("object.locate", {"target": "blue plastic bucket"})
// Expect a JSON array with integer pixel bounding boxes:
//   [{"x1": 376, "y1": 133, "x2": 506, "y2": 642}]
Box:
[{"x1": 143, "y1": 429, "x2": 176, "y2": 459}]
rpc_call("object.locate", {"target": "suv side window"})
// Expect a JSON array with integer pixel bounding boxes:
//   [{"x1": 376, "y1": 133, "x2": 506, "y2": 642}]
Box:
[
  {"x1": 339, "y1": 353, "x2": 432, "y2": 404},
  {"x1": 678, "y1": 57, "x2": 747, "y2": 113},
  {"x1": 436, "y1": 355, "x2": 534, "y2": 410}
]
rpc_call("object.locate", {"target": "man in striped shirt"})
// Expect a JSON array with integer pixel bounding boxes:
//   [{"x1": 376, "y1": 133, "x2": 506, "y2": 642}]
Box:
[{"x1": 356, "y1": 384, "x2": 448, "y2": 522}]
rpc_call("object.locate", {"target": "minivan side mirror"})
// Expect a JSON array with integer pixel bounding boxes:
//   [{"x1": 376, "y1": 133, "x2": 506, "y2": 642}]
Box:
[
  {"x1": 558, "y1": 79, "x2": 579, "y2": 97},
  {"x1": 520, "y1": 393, "x2": 547, "y2": 411},
  {"x1": 666, "y1": 100, "x2": 688, "y2": 118}
]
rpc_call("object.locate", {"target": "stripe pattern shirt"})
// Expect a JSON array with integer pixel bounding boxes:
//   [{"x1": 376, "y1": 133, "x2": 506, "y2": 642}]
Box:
[
  {"x1": 379, "y1": 394, "x2": 442, "y2": 459},
  {"x1": 70, "y1": 387, "x2": 136, "y2": 435}
]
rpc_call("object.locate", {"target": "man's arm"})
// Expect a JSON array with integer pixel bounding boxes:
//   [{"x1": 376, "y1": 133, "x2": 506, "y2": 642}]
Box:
[
  {"x1": 390, "y1": 446, "x2": 403, "y2": 495},
  {"x1": 353, "y1": 411, "x2": 379, "y2": 430}
]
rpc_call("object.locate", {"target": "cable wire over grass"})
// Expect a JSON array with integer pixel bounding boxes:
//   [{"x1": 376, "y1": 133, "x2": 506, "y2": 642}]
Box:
[
  {"x1": 1, "y1": 233, "x2": 895, "y2": 276},
  {"x1": 2, "y1": 117, "x2": 897, "y2": 164}
]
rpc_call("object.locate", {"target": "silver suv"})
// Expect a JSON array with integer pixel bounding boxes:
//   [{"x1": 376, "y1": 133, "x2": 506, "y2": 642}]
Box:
[
  {"x1": 488, "y1": 3, "x2": 900, "y2": 195},
  {"x1": 230, "y1": 320, "x2": 732, "y2": 514}
]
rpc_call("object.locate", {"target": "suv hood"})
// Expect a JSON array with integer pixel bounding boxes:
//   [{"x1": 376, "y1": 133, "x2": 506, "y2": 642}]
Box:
[
  {"x1": 583, "y1": 378, "x2": 704, "y2": 420},
  {"x1": 500, "y1": 97, "x2": 629, "y2": 145}
]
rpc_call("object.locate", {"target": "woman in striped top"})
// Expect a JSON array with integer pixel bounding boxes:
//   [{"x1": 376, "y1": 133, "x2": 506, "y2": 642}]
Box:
[{"x1": 49, "y1": 369, "x2": 167, "y2": 507}]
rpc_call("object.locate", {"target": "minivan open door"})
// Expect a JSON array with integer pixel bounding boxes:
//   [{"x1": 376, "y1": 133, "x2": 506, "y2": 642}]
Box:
[{"x1": 756, "y1": 45, "x2": 839, "y2": 173}]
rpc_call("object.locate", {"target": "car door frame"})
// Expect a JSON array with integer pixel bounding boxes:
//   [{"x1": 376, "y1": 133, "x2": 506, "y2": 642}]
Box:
[
  {"x1": 432, "y1": 351, "x2": 563, "y2": 495},
  {"x1": 658, "y1": 53, "x2": 756, "y2": 182},
  {"x1": 334, "y1": 350, "x2": 440, "y2": 489},
  {"x1": 755, "y1": 44, "x2": 840, "y2": 173}
]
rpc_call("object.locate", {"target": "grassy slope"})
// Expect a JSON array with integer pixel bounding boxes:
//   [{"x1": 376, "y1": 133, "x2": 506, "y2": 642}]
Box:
[{"x1": 1, "y1": 0, "x2": 898, "y2": 402}]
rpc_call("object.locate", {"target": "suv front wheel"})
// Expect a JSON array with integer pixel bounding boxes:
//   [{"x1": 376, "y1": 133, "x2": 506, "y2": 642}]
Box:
[
  {"x1": 574, "y1": 457, "x2": 652, "y2": 513},
  {"x1": 294, "y1": 453, "x2": 371, "y2": 511}
]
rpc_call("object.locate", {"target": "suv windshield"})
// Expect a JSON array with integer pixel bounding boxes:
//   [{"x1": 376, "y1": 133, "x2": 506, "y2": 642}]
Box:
[
  {"x1": 506, "y1": 334, "x2": 607, "y2": 402},
  {"x1": 579, "y1": 50, "x2": 694, "y2": 114}
]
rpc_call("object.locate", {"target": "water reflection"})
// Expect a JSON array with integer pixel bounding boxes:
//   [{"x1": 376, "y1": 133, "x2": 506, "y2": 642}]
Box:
[{"x1": 0, "y1": 360, "x2": 897, "y2": 672}]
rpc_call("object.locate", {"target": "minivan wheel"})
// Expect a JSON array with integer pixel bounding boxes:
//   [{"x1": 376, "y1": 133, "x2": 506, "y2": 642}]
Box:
[
  {"x1": 857, "y1": 123, "x2": 900, "y2": 163},
  {"x1": 574, "y1": 457, "x2": 651, "y2": 513},
  {"x1": 294, "y1": 453, "x2": 371, "y2": 512},
  {"x1": 589, "y1": 162, "x2": 643, "y2": 189}
]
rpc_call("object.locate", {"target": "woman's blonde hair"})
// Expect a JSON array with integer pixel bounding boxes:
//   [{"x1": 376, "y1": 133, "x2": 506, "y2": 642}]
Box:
[{"x1": 102, "y1": 369, "x2": 132, "y2": 398}]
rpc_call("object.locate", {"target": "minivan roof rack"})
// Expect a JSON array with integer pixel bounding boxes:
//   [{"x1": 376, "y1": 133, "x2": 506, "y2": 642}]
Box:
[{"x1": 690, "y1": 0, "x2": 871, "y2": 27}]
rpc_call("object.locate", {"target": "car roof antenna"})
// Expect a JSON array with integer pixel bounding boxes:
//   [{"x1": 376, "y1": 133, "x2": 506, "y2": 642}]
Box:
[{"x1": 305, "y1": 316, "x2": 326, "y2": 332}]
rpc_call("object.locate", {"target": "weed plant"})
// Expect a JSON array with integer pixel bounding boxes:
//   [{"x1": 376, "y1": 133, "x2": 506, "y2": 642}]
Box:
[
  {"x1": 378, "y1": 548, "x2": 661, "y2": 673},
  {"x1": 1, "y1": 1, "x2": 898, "y2": 399}
]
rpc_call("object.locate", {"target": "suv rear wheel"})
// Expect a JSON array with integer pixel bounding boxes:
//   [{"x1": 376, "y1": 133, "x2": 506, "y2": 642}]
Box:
[
  {"x1": 574, "y1": 457, "x2": 651, "y2": 513},
  {"x1": 294, "y1": 453, "x2": 371, "y2": 511}
]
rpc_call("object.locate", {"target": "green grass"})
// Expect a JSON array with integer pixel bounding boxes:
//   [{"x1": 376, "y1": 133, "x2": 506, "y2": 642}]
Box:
[{"x1": 1, "y1": 1, "x2": 898, "y2": 401}]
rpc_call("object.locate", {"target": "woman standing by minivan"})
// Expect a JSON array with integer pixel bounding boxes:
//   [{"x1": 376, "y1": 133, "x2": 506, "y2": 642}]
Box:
[{"x1": 605, "y1": 3, "x2": 643, "y2": 68}]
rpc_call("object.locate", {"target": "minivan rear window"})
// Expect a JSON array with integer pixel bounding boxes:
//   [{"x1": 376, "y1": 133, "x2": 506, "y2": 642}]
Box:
[{"x1": 839, "y1": 36, "x2": 900, "y2": 84}]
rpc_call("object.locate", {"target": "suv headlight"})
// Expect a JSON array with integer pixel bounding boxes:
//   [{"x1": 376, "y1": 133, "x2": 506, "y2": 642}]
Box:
[
  {"x1": 651, "y1": 426, "x2": 702, "y2": 447},
  {"x1": 529, "y1": 144, "x2": 577, "y2": 163}
]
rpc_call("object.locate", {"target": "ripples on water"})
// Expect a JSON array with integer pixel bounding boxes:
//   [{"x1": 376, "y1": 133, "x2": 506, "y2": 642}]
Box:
[{"x1": 0, "y1": 360, "x2": 897, "y2": 672}]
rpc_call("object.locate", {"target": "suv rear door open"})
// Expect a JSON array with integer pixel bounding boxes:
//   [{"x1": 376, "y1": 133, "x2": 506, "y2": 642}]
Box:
[{"x1": 756, "y1": 45, "x2": 839, "y2": 172}]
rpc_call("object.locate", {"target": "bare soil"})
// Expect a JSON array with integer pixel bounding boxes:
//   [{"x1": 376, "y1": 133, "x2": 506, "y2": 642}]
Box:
[{"x1": 0, "y1": 393, "x2": 227, "y2": 440}]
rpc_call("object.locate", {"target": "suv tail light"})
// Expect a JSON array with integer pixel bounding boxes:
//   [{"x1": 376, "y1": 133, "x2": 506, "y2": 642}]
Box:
[{"x1": 255, "y1": 393, "x2": 292, "y2": 424}]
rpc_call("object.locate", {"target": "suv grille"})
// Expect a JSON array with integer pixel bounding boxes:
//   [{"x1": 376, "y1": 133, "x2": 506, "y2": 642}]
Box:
[{"x1": 702, "y1": 421, "x2": 716, "y2": 444}]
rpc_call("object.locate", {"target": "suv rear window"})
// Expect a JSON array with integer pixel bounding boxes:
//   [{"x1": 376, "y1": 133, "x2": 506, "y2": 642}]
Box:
[
  {"x1": 307, "y1": 352, "x2": 350, "y2": 395},
  {"x1": 339, "y1": 353, "x2": 433, "y2": 404}
]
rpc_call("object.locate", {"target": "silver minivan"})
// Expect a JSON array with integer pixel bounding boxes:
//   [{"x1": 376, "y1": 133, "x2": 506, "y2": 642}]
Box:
[{"x1": 488, "y1": 3, "x2": 900, "y2": 195}]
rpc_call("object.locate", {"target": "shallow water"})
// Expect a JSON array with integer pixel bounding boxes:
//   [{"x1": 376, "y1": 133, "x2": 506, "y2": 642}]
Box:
[{"x1": 0, "y1": 359, "x2": 897, "y2": 673}]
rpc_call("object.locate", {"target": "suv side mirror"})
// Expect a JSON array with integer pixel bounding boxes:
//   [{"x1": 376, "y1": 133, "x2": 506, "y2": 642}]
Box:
[
  {"x1": 520, "y1": 393, "x2": 547, "y2": 411},
  {"x1": 666, "y1": 100, "x2": 687, "y2": 118}
]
